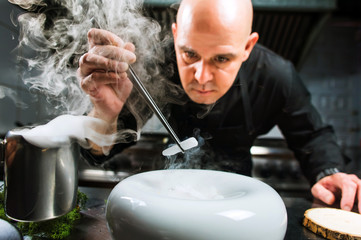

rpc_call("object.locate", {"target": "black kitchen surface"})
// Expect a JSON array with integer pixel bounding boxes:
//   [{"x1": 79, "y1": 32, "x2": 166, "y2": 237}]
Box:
[
  {"x1": 1, "y1": 180, "x2": 358, "y2": 240},
  {"x1": 67, "y1": 186, "x2": 335, "y2": 240}
]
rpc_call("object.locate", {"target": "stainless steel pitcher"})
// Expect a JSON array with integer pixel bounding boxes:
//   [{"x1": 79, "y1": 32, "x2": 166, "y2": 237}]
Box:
[{"x1": 0, "y1": 130, "x2": 79, "y2": 222}]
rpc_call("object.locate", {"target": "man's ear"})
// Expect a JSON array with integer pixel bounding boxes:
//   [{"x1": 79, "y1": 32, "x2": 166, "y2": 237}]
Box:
[
  {"x1": 242, "y1": 32, "x2": 259, "y2": 62},
  {"x1": 172, "y1": 23, "x2": 178, "y2": 39}
]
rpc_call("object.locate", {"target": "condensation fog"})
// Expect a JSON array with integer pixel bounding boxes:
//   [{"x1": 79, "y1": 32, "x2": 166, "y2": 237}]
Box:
[{"x1": 8, "y1": 0, "x2": 187, "y2": 148}]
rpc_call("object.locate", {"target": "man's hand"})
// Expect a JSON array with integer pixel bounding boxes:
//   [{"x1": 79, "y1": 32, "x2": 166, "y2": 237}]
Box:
[
  {"x1": 311, "y1": 172, "x2": 361, "y2": 213},
  {"x1": 77, "y1": 28, "x2": 136, "y2": 125}
]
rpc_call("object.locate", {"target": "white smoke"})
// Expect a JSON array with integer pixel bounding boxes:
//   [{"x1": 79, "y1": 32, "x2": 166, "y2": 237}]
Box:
[
  {"x1": 8, "y1": 0, "x2": 183, "y2": 146},
  {"x1": 0, "y1": 86, "x2": 27, "y2": 108},
  {"x1": 8, "y1": 0, "x2": 46, "y2": 11},
  {"x1": 14, "y1": 114, "x2": 124, "y2": 155}
]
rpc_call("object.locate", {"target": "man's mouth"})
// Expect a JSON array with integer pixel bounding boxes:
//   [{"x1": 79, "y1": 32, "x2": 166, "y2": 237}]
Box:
[{"x1": 193, "y1": 88, "x2": 214, "y2": 94}]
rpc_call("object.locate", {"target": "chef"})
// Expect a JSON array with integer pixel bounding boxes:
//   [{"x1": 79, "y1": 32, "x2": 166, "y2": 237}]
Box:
[{"x1": 77, "y1": 0, "x2": 361, "y2": 212}]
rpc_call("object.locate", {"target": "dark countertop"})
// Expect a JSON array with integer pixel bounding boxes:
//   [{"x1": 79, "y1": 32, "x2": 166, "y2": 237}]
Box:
[
  {"x1": 64, "y1": 187, "x2": 112, "y2": 240},
  {"x1": 283, "y1": 196, "x2": 325, "y2": 240},
  {"x1": 2, "y1": 180, "x2": 354, "y2": 240},
  {"x1": 68, "y1": 186, "x2": 330, "y2": 240}
]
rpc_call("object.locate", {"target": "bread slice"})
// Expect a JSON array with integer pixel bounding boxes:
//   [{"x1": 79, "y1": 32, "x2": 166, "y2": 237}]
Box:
[{"x1": 303, "y1": 208, "x2": 361, "y2": 240}]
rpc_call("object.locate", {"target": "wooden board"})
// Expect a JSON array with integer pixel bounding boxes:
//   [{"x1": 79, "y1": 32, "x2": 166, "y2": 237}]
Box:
[{"x1": 303, "y1": 208, "x2": 361, "y2": 240}]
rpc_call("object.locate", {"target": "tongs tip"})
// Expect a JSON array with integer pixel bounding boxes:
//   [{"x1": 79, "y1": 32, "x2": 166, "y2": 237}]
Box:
[{"x1": 162, "y1": 137, "x2": 198, "y2": 156}]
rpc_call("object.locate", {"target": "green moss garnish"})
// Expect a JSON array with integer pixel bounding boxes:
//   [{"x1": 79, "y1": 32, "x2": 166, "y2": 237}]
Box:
[{"x1": 0, "y1": 184, "x2": 88, "y2": 239}]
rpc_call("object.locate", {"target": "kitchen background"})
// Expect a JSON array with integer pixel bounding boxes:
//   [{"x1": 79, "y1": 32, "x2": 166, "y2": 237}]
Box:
[{"x1": 1, "y1": 0, "x2": 360, "y2": 192}]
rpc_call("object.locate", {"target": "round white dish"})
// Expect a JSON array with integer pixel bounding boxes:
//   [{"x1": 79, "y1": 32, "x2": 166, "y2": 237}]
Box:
[{"x1": 106, "y1": 169, "x2": 287, "y2": 240}]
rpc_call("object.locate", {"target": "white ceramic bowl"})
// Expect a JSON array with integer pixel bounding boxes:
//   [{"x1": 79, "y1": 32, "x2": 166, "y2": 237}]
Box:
[{"x1": 106, "y1": 169, "x2": 287, "y2": 240}]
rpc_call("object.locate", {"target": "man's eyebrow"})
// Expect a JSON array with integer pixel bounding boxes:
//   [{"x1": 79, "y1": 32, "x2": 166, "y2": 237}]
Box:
[
  {"x1": 178, "y1": 45, "x2": 238, "y2": 58},
  {"x1": 179, "y1": 45, "x2": 195, "y2": 52},
  {"x1": 216, "y1": 53, "x2": 237, "y2": 58}
]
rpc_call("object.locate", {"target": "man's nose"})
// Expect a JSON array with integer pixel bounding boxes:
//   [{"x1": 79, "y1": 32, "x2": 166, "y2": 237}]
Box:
[{"x1": 194, "y1": 61, "x2": 213, "y2": 84}]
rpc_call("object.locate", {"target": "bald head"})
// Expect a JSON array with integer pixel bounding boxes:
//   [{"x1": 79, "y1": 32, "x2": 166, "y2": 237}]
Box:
[
  {"x1": 172, "y1": 0, "x2": 258, "y2": 104},
  {"x1": 176, "y1": 0, "x2": 254, "y2": 42}
]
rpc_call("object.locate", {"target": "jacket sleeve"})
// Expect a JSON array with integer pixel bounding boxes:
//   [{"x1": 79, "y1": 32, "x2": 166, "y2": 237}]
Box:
[
  {"x1": 80, "y1": 107, "x2": 138, "y2": 166},
  {"x1": 80, "y1": 141, "x2": 136, "y2": 166},
  {"x1": 275, "y1": 62, "x2": 350, "y2": 185}
]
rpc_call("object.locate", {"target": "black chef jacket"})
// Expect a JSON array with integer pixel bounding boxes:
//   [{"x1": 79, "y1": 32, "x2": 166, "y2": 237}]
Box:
[{"x1": 81, "y1": 43, "x2": 349, "y2": 185}]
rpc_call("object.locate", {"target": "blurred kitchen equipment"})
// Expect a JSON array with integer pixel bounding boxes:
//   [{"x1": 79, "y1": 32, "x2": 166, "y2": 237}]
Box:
[
  {"x1": 128, "y1": 66, "x2": 198, "y2": 155},
  {"x1": 106, "y1": 169, "x2": 288, "y2": 240},
  {"x1": 0, "y1": 130, "x2": 79, "y2": 222}
]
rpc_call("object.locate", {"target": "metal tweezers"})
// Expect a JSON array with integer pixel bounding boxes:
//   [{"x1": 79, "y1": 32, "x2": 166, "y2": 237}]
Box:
[{"x1": 128, "y1": 66, "x2": 185, "y2": 153}]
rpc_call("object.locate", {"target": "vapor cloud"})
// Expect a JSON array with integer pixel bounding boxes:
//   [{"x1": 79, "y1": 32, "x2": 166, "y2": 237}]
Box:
[{"x1": 8, "y1": 0, "x2": 183, "y2": 145}]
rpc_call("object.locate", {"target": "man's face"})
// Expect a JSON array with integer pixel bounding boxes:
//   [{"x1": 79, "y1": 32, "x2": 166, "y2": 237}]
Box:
[{"x1": 172, "y1": 23, "x2": 249, "y2": 105}]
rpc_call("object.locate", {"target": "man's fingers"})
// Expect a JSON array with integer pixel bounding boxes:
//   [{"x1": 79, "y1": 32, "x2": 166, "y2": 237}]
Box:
[
  {"x1": 347, "y1": 174, "x2": 361, "y2": 213},
  {"x1": 311, "y1": 183, "x2": 336, "y2": 205},
  {"x1": 124, "y1": 42, "x2": 136, "y2": 53},
  {"x1": 79, "y1": 53, "x2": 130, "y2": 77},
  {"x1": 88, "y1": 45, "x2": 136, "y2": 64},
  {"x1": 312, "y1": 173, "x2": 361, "y2": 213},
  {"x1": 339, "y1": 178, "x2": 357, "y2": 211},
  {"x1": 87, "y1": 28, "x2": 124, "y2": 48},
  {"x1": 80, "y1": 71, "x2": 128, "y2": 95}
]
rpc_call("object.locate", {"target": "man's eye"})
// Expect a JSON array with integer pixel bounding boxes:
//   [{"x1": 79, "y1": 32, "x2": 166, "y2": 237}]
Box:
[
  {"x1": 182, "y1": 51, "x2": 199, "y2": 64},
  {"x1": 215, "y1": 56, "x2": 229, "y2": 63},
  {"x1": 185, "y1": 51, "x2": 197, "y2": 59}
]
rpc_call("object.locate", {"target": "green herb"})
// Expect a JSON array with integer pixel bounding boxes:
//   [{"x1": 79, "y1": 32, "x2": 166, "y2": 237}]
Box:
[
  {"x1": 0, "y1": 184, "x2": 88, "y2": 239},
  {"x1": 0, "y1": 184, "x2": 12, "y2": 222}
]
